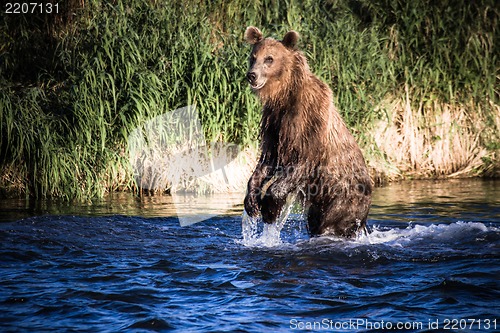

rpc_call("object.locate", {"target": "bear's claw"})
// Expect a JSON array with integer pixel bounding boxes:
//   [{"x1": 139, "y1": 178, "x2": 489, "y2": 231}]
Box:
[{"x1": 244, "y1": 193, "x2": 260, "y2": 217}]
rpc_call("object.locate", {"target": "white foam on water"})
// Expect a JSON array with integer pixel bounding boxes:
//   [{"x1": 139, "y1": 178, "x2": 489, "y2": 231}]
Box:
[
  {"x1": 240, "y1": 211, "x2": 498, "y2": 251},
  {"x1": 353, "y1": 221, "x2": 496, "y2": 247}
]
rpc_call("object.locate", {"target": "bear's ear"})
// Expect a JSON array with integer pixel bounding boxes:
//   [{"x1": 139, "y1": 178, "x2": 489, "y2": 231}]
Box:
[
  {"x1": 245, "y1": 26, "x2": 263, "y2": 45},
  {"x1": 282, "y1": 30, "x2": 300, "y2": 49}
]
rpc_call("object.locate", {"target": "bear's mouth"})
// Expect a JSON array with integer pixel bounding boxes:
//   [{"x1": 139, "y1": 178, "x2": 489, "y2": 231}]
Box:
[{"x1": 250, "y1": 81, "x2": 266, "y2": 90}]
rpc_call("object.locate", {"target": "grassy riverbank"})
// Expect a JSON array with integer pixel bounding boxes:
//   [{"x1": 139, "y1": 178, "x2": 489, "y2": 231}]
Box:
[{"x1": 1, "y1": 0, "x2": 498, "y2": 198}]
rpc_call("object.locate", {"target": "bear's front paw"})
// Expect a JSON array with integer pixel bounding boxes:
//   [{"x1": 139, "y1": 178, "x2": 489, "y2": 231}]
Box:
[
  {"x1": 260, "y1": 193, "x2": 286, "y2": 223},
  {"x1": 244, "y1": 192, "x2": 261, "y2": 217}
]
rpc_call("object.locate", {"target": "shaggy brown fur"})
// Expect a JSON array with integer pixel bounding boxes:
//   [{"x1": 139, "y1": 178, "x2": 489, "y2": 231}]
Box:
[{"x1": 243, "y1": 26, "x2": 372, "y2": 237}]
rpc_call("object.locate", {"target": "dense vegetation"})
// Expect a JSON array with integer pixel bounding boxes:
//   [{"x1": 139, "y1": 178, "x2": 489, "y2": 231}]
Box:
[{"x1": 1, "y1": 0, "x2": 498, "y2": 199}]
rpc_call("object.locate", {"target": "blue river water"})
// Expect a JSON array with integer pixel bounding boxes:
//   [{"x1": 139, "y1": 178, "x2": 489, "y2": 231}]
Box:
[{"x1": 0, "y1": 179, "x2": 499, "y2": 332}]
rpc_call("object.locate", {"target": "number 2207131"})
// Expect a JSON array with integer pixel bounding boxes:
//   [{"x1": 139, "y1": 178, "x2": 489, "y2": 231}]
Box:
[{"x1": 5, "y1": 3, "x2": 59, "y2": 14}]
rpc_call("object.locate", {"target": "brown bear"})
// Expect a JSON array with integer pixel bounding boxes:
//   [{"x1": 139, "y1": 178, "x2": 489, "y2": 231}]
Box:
[{"x1": 243, "y1": 26, "x2": 372, "y2": 238}]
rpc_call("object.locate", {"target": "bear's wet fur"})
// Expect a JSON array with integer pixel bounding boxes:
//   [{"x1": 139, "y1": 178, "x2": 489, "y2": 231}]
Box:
[{"x1": 243, "y1": 26, "x2": 372, "y2": 238}]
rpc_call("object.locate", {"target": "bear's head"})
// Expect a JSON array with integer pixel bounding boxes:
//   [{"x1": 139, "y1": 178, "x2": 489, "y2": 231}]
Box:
[{"x1": 244, "y1": 26, "x2": 303, "y2": 99}]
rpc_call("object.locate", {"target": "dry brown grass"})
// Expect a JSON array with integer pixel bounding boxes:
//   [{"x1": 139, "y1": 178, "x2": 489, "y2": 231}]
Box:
[{"x1": 369, "y1": 85, "x2": 499, "y2": 181}]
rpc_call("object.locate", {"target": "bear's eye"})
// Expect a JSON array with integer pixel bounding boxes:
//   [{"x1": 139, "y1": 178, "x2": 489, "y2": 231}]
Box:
[{"x1": 264, "y1": 56, "x2": 274, "y2": 64}]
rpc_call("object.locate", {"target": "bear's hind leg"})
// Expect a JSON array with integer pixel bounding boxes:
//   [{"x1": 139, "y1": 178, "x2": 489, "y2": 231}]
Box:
[
  {"x1": 307, "y1": 200, "x2": 367, "y2": 237},
  {"x1": 306, "y1": 204, "x2": 322, "y2": 235}
]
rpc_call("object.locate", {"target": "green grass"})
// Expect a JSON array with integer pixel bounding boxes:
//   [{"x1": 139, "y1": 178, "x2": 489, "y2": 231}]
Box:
[{"x1": 0, "y1": 0, "x2": 498, "y2": 198}]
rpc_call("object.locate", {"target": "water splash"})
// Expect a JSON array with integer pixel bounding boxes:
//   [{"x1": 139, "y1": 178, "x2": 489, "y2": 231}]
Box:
[
  {"x1": 241, "y1": 210, "x2": 499, "y2": 257},
  {"x1": 301, "y1": 221, "x2": 499, "y2": 261},
  {"x1": 241, "y1": 194, "x2": 297, "y2": 248},
  {"x1": 357, "y1": 221, "x2": 495, "y2": 246}
]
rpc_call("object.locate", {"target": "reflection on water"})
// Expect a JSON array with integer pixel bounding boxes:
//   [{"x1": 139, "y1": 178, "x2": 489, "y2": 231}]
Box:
[
  {"x1": 372, "y1": 178, "x2": 499, "y2": 205},
  {"x1": 370, "y1": 179, "x2": 500, "y2": 226},
  {"x1": 0, "y1": 192, "x2": 245, "y2": 223},
  {"x1": 0, "y1": 179, "x2": 498, "y2": 223}
]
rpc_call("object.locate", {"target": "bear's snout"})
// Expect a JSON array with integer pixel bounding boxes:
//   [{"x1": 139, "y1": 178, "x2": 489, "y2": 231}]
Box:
[
  {"x1": 246, "y1": 71, "x2": 257, "y2": 85},
  {"x1": 246, "y1": 71, "x2": 266, "y2": 90}
]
